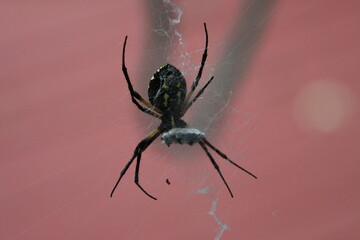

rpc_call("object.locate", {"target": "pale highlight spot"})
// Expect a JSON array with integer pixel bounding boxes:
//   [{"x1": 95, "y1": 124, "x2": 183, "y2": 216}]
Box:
[{"x1": 293, "y1": 80, "x2": 357, "y2": 133}]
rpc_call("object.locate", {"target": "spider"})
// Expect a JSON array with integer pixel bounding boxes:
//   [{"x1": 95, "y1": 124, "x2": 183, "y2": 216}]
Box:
[{"x1": 110, "y1": 23, "x2": 257, "y2": 200}]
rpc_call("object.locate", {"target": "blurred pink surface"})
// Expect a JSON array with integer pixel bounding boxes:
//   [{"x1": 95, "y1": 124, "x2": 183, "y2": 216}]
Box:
[{"x1": 1, "y1": 1, "x2": 359, "y2": 239}]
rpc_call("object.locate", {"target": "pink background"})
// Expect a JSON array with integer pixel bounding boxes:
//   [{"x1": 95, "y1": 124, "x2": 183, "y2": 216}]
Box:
[{"x1": 1, "y1": 0, "x2": 359, "y2": 239}]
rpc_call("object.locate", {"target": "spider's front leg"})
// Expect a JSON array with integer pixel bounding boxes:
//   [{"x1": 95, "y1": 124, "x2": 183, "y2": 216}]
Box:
[
  {"x1": 181, "y1": 76, "x2": 214, "y2": 116},
  {"x1": 121, "y1": 36, "x2": 162, "y2": 119},
  {"x1": 110, "y1": 128, "x2": 163, "y2": 200},
  {"x1": 182, "y1": 23, "x2": 209, "y2": 108}
]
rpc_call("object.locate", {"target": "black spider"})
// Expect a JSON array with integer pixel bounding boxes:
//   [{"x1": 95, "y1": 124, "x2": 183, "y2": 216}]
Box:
[{"x1": 110, "y1": 23, "x2": 257, "y2": 200}]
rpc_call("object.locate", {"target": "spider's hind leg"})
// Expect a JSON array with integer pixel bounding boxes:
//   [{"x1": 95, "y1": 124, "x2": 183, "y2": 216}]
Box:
[
  {"x1": 134, "y1": 151, "x2": 157, "y2": 200},
  {"x1": 110, "y1": 128, "x2": 163, "y2": 200},
  {"x1": 199, "y1": 140, "x2": 234, "y2": 197},
  {"x1": 110, "y1": 148, "x2": 138, "y2": 198},
  {"x1": 202, "y1": 138, "x2": 257, "y2": 179}
]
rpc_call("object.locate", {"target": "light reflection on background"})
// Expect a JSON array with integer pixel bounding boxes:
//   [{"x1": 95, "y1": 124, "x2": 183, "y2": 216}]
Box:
[{"x1": 293, "y1": 80, "x2": 357, "y2": 133}]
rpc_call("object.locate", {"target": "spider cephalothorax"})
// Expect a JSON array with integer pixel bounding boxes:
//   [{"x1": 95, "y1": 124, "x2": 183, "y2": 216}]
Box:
[{"x1": 110, "y1": 23, "x2": 256, "y2": 200}]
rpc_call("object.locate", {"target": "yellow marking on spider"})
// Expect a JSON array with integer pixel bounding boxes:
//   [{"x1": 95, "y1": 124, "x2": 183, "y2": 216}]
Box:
[
  {"x1": 171, "y1": 115, "x2": 175, "y2": 126},
  {"x1": 148, "y1": 128, "x2": 160, "y2": 138},
  {"x1": 163, "y1": 83, "x2": 169, "y2": 89},
  {"x1": 163, "y1": 93, "x2": 169, "y2": 107},
  {"x1": 176, "y1": 82, "x2": 181, "y2": 88}
]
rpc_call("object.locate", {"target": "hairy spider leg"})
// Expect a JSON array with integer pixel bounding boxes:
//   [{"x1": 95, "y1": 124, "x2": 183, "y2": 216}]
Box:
[
  {"x1": 182, "y1": 23, "x2": 209, "y2": 108},
  {"x1": 182, "y1": 76, "x2": 214, "y2": 116},
  {"x1": 199, "y1": 140, "x2": 235, "y2": 197},
  {"x1": 122, "y1": 36, "x2": 162, "y2": 118},
  {"x1": 202, "y1": 138, "x2": 257, "y2": 179},
  {"x1": 135, "y1": 151, "x2": 156, "y2": 200},
  {"x1": 110, "y1": 128, "x2": 164, "y2": 199}
]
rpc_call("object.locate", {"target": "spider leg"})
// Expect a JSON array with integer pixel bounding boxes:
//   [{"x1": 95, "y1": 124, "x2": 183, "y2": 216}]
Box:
[
  {"x1": 181, "y1": 76, "x2": 214, "y2": 116},
  {"x1": 110, "y1": 128, "x2": 163, "y2": 199},
  {"x1": 110, "y1": 148, "x2": 137, "y2": 198},
  {"x1": 202, "y1": 138, "x2": 257, "y2": 179},
  {"x1": 183, "y1": 23, "x2": 208, "y2": 107},
  {"x1": 122, "y1": 36, "x2": 162, "y2": 118},
  {"x1": 135, "y1": 151, "x2": 157, "y2": 200},
  {"x1": 199, "y1": 140, "x2": 234, "y2": 198}
]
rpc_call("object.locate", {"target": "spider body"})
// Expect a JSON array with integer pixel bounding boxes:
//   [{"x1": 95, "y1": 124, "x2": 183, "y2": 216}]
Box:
[
  {"x1": 111, "y1": 23, "x2": 257, "y2": 200},
  {"x1": 149, "y1": 64, "x2": 187, "y2": 112},
  {"x1": 149, "y1": 64, "x2": 187, "y2": 130},
  {"x1": 161, "y1": 128, "x2": 205, "y2": 146}
]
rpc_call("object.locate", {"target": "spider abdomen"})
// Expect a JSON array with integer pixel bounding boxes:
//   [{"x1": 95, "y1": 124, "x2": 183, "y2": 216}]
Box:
[
  {"x1": 161, "y1": 128, "x2": 205, "y2": 146},
  {"x1": 148, "y1": 64, "x2": 187, "y2": 113}
]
